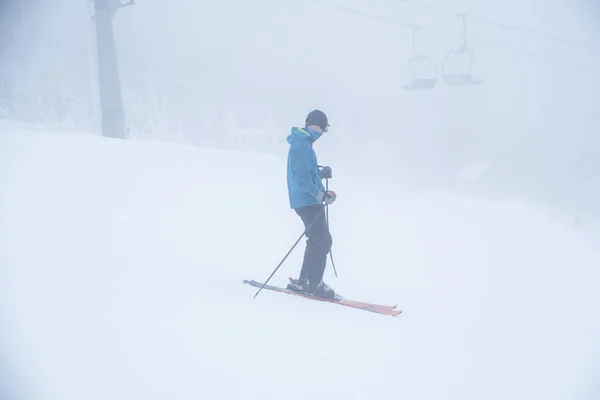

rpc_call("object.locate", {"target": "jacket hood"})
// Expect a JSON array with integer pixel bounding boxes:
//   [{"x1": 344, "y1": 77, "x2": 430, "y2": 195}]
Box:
[{"x1": 287, "y1": 126, "x2": 322, "y2": 145}]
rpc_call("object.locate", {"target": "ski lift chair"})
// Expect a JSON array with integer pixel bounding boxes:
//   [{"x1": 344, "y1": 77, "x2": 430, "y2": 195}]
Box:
[
  {"x1": 404, "y1": 55, "x2": 438, "y2": 89},
  {"x1": 441, "y1": 15, "x2": 482, "y2": 85},
  {"x1": 441, "y1": 47, "x2": 482, "y2": 85},
  {"x1": 403, "y1": 27, "x2": 438, "y2": 90}
]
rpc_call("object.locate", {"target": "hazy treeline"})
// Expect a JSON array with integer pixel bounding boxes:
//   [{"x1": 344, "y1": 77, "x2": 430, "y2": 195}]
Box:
[{"x1": 0, "y1": 0, "x2": 599, "y2": 212}]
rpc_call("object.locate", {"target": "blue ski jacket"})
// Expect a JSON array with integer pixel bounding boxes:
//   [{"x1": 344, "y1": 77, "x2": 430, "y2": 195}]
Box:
[{"x1": 286, "y1": 126, "x2": 326, "y2": 209}]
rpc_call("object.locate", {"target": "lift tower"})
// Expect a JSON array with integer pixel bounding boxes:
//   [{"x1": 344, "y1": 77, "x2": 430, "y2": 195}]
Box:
[{"x1": 90, "y1": 0, "x2": 134, "y2": 139}]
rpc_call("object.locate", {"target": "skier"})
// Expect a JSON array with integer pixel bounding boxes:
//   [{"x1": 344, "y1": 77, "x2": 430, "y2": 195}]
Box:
[{"x1": 285, "y1": 109, "x2": 337, "y2": 300}]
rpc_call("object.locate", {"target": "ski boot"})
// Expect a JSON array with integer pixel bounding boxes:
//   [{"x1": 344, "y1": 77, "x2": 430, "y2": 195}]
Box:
[
  {"x1": 287, "y1": 277, "x2": 309, "y2": 293},
  {"x1": 288, "y1": 277, "x2": 341, "y2": 301}
]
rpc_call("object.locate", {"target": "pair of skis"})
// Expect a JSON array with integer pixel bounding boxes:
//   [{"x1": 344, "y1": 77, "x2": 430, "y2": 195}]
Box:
[{"x1": 243, "y1": 278, "x2": 402, "y2": 316}]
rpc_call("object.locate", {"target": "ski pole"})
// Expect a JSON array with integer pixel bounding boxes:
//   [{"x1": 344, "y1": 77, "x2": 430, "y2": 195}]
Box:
[
  {"x1": 253, "y1": 204, "x2": 326, "y2": 299},
  {"x1": 325, "y1": 178, "x2": 338, "y2": 278}
]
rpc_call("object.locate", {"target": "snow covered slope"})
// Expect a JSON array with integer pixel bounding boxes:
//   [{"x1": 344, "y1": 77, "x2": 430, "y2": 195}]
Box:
[{"x1": 1, "y1": 129, "x2": 599, "y2": 400}]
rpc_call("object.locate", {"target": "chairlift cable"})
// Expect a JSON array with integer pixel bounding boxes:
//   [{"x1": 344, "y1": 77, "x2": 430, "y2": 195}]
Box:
[
  {"x1": 309, "y1": 0, "x2": 446, "y2": 34},
  {"x1": 389, "y1": 0, "x2": 600, "y2": 51},
  {"x1": 309, "y1": 0, "x2": 600, "y2": 70}
]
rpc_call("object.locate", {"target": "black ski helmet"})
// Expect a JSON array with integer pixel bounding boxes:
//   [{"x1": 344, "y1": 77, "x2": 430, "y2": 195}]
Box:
[{"x1": 305, "y1": 109, "x2": 329, "y2": 132}]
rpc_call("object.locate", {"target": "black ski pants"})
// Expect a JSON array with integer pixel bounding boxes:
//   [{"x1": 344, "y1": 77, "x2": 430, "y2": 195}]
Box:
[{"x1": 295, "y1": 204, "x2": 332, "y2": 284}]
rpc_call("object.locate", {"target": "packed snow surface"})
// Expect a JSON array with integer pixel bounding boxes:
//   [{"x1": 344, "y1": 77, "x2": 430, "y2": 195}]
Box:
[{"x1": 1, "y1": 129, "x2": 599, "y2": 400}]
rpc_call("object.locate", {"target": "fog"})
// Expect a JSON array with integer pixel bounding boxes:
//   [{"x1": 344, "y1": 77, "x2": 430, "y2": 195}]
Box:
[
  {"x1": 2, "y1": 0, "x2": 599, "y2": 213},
  {"x1": 1, "y1": 1, "x2": 600, "y2": 399},
  {"x1": 1, "y1": 0, "x2": 599, "y2": 213}
]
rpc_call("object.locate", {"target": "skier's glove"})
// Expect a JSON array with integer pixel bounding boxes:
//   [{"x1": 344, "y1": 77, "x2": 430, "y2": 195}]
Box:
[
  {"x1": 319, "y1": 166, "x2": 333, "y2": 179},
  {"x1": 317, "y1": 190, "x2": 337, "y2": 205}
]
